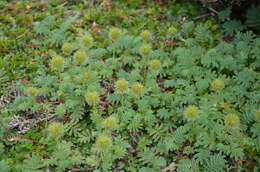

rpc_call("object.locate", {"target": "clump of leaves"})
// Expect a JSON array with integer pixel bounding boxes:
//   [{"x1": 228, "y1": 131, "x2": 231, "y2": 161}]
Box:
[{"x1": 2, "y1": 3, "x2": 260, "y2": 171}]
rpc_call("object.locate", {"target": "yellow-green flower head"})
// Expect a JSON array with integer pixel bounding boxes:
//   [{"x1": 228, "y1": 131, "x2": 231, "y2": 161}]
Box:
[
  {"x1": 219, "y1": 101, "x2": 232, "y2": 111},
  {"x1": 225, "y1": 114, "x2": 240, "y2": 128},
  {"x1": 109, "y1": 27, "x2": 122, "y2": 41},
  {"x1": 82, "y1": 71, "x2": 91, "y2": 80},
  {"x1": 150, "y1": 60, "x2": 161, "y2": 71},
  {"x1": 62, "y1": 42, "x2": 73, "y2": 54},
  {"x1": 96, "y1": 135, "x2": 112, "y2": 150},
  {"x1": 255, "y1": 110, "x2": 260, "y2": 122},
  {"x1": 140, "y1": 30, "x2": 151, "y2": 40},
  {"x1": 115, "y1": 79, "x2": 128, "y2": 94},
  {"x1": 48, "y1": 122, "x2": 64, "y2": 139},
  {"x1": 85, "y1": 92, "x2": 100, "y2": 106},
  {"x1": 27, "y1": 87, "x2": 38, "y2": 97},
  {"x1": 167, "y1": 27, "x2": 178, "y2": 36},
  {"x1": 131, "y1": 83, "x2": 145, "y2": 97},
  {"x1": 184, "y1": 105, "x2": 199, "y2": 120},
  {"x1": 74, "y1": 50, "x2": 87, "y2": 65},
  {"x1": 103, "y1": 116, "x2": 117, "y2": 130},
  {"x1": 81, "y1": 33, "x2": 94, "y2": 49},
  {"x1": 211, "y1": 24, "x2": 219, "y2": 31},
  {"x1": 51, "y1": 55, "x2": 64, "y2": 71},
  {"x1": 211, "y1": 79, "x2": 225, "y2": 91},
  {"x1": 140, "y1": 44, "x2": 152, "y2": 57}
]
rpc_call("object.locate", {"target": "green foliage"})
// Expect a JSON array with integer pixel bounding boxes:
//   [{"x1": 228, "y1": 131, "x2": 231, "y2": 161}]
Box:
[
  {"x1": 0, "y1": 160, "x2": 11, "y2": 172},
  {"x1": 246, "y1": 5, "x2": 260, "y2": 31},
  {"x1": 218, "y1": 5, "x2": 260, "y2": 35},
  {"x1": 34, "y1": 15, "x2": 77, "y2": 46},
  {"x1": 17, "y1": 141, "x2": 83, "y2": 172},
  {"x1": 0, "y1": 0, "x2": 259, "y2": 171}
]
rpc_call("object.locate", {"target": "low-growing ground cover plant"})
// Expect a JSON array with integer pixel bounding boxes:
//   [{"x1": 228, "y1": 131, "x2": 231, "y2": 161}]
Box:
[{"x1": 0, "y1": 0, "x2": 259, "y2": 172}]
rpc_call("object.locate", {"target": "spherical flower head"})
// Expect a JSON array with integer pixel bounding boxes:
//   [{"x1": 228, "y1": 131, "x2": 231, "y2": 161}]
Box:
[
  {"x1": 211, "y1": 24, "x2": 219, "y2": 31},
  {"x1": 255, "y1": 110, "x2": 260, "y2": 122},
  {"x1": 219, "y1": 101, "x2": 232, "y2": 111},
  {"x1": 85, "y1": 92, "x2": 100, "y2": 106},
  {"x1": 109, "y1": 27, "x2": 122, "y2": 41},
  {"x1": 140, "y1": 30, "x2": 151, "y2": 40},
  {"x1": 27, "y1": 87, "x2": 38, "y2": 97},
  {"x1": 62, "y1": 42, "x2": 73, "y2": 54},
  {"x1": 131, "y1": 83, "x2": 145, "y2": 97},
  {"x1": 82, "y1": 71, "x2": 91, "y2": 81},
  {"x1": 48, "y1": 122, "x2": 64, "y2": 139},
  {"x1": 51, "y1": 55, "x2": 64, "y2": 72},
  {"x1": 96, "y1": 135, "x2": 112, "y2": 150},
  {"x1": 115, "y1": 79, "x2": 128, "y2": 94},
  {"x1": 140, "y1": 44, "x2": 152, "y2": 57},
  {"x1": 74, "y1": 50, "x2": 87, "y2": 65},
  {"x1": 211, "y1": 79, "x2": 225, "y2": 91},
  {"x1": 167, "y1": 27, "x2": 178, "y2": 36},
  {"x1": 225, "y1": 114, "x2": 240, "y2": 128},
  {"x1": 81, "y1": 33, "x2": 94, "y2": 49},
  {"x1": 103, "y1": 116, "x2": 117, "y2": 130},
  {"x1": 184, "y1": 105, "x2": 199, "y2": 121},
  {"x1": 150, "y1": 60, "x2": 161, "y2": 71}
]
